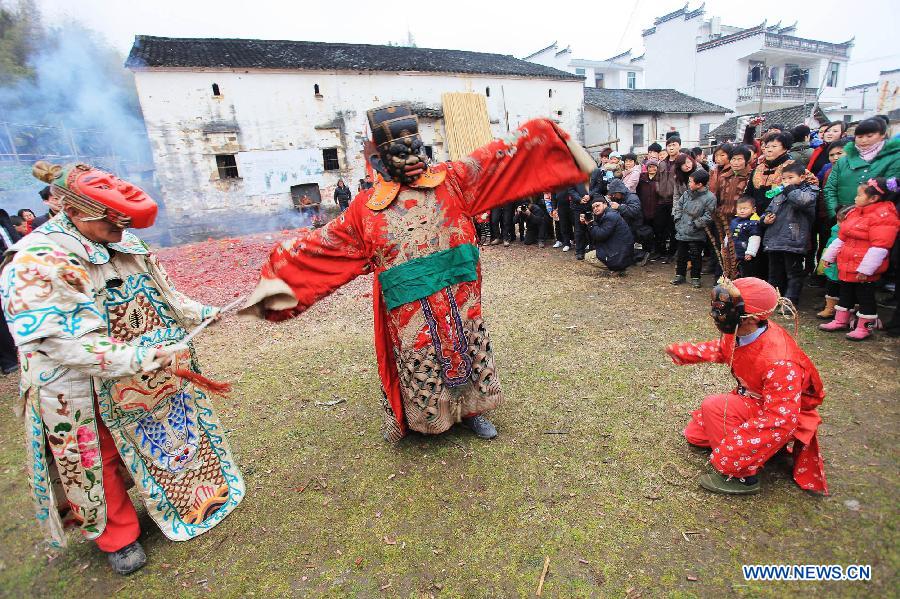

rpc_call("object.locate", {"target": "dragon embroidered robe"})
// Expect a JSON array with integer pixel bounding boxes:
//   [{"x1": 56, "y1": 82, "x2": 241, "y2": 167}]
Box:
[
  {"x1": 0, "y1": 214, "x2": 244, "y2": 547},
  {"x1": 244, "y1": 119, "x2": 591, "y2": 441}
]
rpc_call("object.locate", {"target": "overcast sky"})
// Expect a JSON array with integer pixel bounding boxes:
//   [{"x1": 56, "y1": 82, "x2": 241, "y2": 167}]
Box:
[{"x1": 35, "y1": 0, "x2": 899, "y2": 86}]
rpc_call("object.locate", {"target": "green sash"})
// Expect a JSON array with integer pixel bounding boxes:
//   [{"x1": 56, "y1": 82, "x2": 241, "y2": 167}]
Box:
[{"x1": 378, "y1": 244, "x2": 479, "y2": 310}]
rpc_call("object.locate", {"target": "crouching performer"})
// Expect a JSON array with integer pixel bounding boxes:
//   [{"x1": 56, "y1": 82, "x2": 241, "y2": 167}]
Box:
[
  {"x1": 243, "y1": 103, "x2": 593, "y2": 442},
  {"x1": 664, "y1": 277, "x2": 827, "y2": 495},
  {"x1": 0, "y1": 162, "x2": 244, "y2": 574}
]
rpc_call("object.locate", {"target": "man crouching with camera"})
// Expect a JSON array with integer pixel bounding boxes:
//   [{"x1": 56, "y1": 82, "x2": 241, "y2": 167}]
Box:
[{"x1": 584, "y1": 198, "x2": 634, "y2": 275}]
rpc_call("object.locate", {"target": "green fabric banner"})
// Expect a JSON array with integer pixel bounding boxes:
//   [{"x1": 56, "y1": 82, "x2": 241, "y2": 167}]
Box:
[{"x1": 379, "y1": 244, "x2": 479, "y2": 310}]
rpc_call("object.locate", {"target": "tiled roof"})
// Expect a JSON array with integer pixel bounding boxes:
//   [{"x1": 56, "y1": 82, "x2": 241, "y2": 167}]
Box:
[
  {"x1": 708, "y1": 104, "x2": 830, "y2": 141},
  {"x1": 126, "y1": 36, "x2": 581, "y2": 80},
  {"x1": 584, "y1": 88, "x2": 730, "y2": 114}
]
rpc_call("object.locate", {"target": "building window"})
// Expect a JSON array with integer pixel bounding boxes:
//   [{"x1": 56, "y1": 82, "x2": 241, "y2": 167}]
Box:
[
  {"x1": 843, "y1": 114, "x2": 852, "y2": 124},
  {"x1": 548, "y1": 88, "x2": 553, "y2": 98},
  {"x1": 575, "y1": 67, "x2": 586, "y2": 76},
  {"x1": 595, "y1": 73, "x2": 604, "y2": 88},
  {"x1": 632, "y1": 123, "x2": 644, "y2": 148},
  {"x1": 627, "y1": 71, "x2": 636, "y2": 90},
  {"x1": 215, "y1": 154, "x2": 239, "y2": 179},
  {"x1": 322, "y1": 148, "x2": 340, "y2": 171},
  {"x1": 784, "y1": 64, "x2": 809, "y2": 87},
  {"x1": 314, "y1": 83, "x2": 322, "y2": 97},
  {"x1": 827, "y1": 62, "x2": 840, "y2": 87},
  {"x1": 424, "y1": 145, "x2": 433, "y2": 159},
  {"x1": 747, "y1": 61, "x2": 764, "y2": 84},
  {"x1": 485, "y1": 86, "x2": 490, "y2": 97},
  {"x1": 699, "y1": 123, "x2": 712, "y2": 139},
  {"x1": 211, "y1": 83, "x2": 221, "y2": 97}
]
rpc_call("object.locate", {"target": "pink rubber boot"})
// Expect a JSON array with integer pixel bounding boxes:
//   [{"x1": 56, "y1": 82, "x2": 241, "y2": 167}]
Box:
[
  {"x1": 846, "y1": 314, "x2": 881, "y2": 341},
  {"x1": 819, "y1": 306, "x2": 852, "y2": 332}
]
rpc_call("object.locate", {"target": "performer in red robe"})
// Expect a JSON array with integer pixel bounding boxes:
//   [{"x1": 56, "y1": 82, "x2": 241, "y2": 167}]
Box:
[
  {"x1": 665, "y1": 277, "x2": 828, "y2": 494},
  {"x1": 243, "y1": 104, "x2": 593, "y2": 441}
]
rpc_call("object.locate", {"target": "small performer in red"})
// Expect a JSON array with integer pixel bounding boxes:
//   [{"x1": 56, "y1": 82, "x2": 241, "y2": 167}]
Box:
[
  {"x1": 665, "y1": 277, "x2": 828, "y2": 495},
  {"x1": 244, "y1": 103, "x2": 593, "y2": 441}
]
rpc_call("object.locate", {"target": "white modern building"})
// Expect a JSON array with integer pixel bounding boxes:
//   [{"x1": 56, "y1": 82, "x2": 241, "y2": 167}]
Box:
[
  {"x1": 524, "y1": 42, "x2": 645, "y2": 90},
  {"x1": 641, "y1": 5, "x2": 853, "y2": 114},
  {"x1": 583, "y1": 88, "x2": 730, "y2": 153},
  {"x1": 126, "y1": 36, "x2": 585, "y2": 237}
]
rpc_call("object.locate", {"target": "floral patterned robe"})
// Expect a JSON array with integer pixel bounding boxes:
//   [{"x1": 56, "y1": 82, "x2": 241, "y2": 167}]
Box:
[
  {"x1": 244, "y1": 119, "x2": 592, "y2": 440},
  {"x1": 0, "y1": 214, "x2": 244, "y2": 547},
  {"x1": 667, "y1": 321, "x2": 827, "y2": 493}
]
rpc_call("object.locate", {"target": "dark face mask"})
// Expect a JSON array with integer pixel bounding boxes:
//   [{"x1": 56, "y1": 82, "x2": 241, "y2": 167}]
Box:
[
  {"x1": 710, "y1": 284, "x2": 744, "y2": 333},
  {"x1": 380, "y1": 137, "x2": 427, "y2": 185}
]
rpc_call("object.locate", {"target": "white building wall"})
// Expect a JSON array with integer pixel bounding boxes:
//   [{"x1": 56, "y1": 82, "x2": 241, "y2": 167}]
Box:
[
  {"x1": 876, "y1": 70, "x2": 900, "y2": 114},
  {"x1": 641, "y1": 18, "x2": 703, "y2": 92},
  {"x1": 133, "y1": 69, "x2": 584, "y2": 221},
  {"x1": 694, "y1": 36, "x2": 765, "y2": 110},
  {"x1": 584, "y1": 109, "x2": 728, "y2": 154}
]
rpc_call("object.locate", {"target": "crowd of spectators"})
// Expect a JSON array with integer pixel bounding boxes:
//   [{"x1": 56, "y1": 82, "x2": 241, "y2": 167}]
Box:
[{"x1": 475, "y1": 116, "x2": 900, "y2": 341}]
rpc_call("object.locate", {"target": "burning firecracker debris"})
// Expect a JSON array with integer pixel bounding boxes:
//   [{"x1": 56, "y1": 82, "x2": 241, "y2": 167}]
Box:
[{"x1": 155, "y1": 230, "x2": 303, "y2": 306}]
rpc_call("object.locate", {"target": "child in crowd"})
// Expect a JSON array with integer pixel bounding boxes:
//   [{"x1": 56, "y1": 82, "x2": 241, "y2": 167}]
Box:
[
  {"x1": 16, "y1": 209, "x2": 35, "y2": 234},
  {"x1": 642, "y1": 143, "x2": 663, "y2": 172},
  {"x1": 729, "y1": 197, "x2": 761, "y2": 278},
  {"x1": 10, "y1": 215, "x2": 29, "y2": 237},
  {"x1": 761, "y1": 162, "x2": 818, "y2": 306},
  {"x1": 604, "y1": 152, "x2": 622, "y2": 181},
  {"x1": 819, "y1": 177, "x2": 900, "y2": 341},
  {"x1": 621, "y1": 153, "x2": 641, "y2": 192},
  {"x1": 816, "y1": 206, "x2": 852, "y2": 319},
  {"x1": 671, "y1": 169, "x2": 716, "y2": 288}
]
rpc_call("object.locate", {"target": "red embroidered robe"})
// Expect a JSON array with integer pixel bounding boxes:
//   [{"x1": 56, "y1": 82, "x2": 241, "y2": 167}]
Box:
[
  {"x1": 667, "y1": 322, "x2": 828, "y2": 493},
  {"x1": 244, "y1": 119, "x2": 590, "y2": 440}
]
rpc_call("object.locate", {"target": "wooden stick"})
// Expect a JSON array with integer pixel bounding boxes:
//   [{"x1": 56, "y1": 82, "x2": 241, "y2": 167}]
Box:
[{"x1": 536, "y1": 556, "x2": 550, "y2": 596}]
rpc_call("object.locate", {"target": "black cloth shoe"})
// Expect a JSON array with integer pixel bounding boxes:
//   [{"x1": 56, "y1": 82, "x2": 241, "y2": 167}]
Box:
[
  {"x1": 671, "y1": 275, "x2": 685, "y2": 285},
  {"x1": 1, "y1": 363, "x2": 18, "y2": 375},
  {"x1": 576, "y1": 253, "x2": 585, "y2": 260},
  {"x1": 462, "y1": 415, "x2": 498, "y2": 439},
  {"x1": 699, "y1": 470, "x2": 760, "y2": 495},
  {"x1": 107, "y1": 541, "x2": 147, "y2": 576}
]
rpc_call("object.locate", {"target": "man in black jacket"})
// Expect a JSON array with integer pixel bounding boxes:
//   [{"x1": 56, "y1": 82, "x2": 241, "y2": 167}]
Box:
[
  {"x1": 607, "y1": 179, "x2": 648, "y2": 265},
  {"x1": 570, "y1": 183, "x2": 593, "y2": 260},
  {"x1": 551, "y1": 185, "x2": 579, "y2": 252},
  {"x1": 31, "y1": 186, "x2": 61, "y2": 227},
  {"x1": 588, "y1": 199, "x2": 634, "y2": 273},
  {"x1": 517, "y1": 195, "x2": 552, "y2": 247},
  {"x1": 490, "y1": 201, "x2": 518, "y2": 246}
]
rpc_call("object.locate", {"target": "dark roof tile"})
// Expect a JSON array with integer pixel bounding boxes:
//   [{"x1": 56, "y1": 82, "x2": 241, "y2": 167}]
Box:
[
  {"x1": 584, "y1": 88, "x2": 730, "y2": 114},
  {"x1": 126, "y1": 36, "x2": 581, "y2": 80},
  {"x1": 708, "y1": 104, "x2": 829, "y2": 141}
]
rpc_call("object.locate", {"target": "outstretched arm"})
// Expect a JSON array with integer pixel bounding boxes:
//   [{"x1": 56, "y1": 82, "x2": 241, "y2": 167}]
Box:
[
  {"x1": 447, "y1": 119, "x2": 593, "y2": 216},
  {"x1": 665, "y1": 338, "x2": 728, "y2": 365},
  {"x1": 243, "y1": 204, "x2": 372, "y2": 321}
]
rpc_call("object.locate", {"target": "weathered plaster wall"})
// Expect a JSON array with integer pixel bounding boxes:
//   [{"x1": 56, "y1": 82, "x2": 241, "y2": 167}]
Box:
[{"x1": 133, "y1": 69, "x2": 585, "y2": 224}]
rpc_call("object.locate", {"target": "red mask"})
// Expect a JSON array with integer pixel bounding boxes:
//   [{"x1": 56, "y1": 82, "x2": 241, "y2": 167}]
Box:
[{"x1": 61, "y1": 165, "x2": 158, "y2": 229}]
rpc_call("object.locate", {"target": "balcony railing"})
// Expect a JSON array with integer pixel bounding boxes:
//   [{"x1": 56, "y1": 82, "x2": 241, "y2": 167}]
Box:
[
  {"x1": 763, "y1": 33, "x2": 851, "y2": 58},
  {"x1": 737, "y1": 84, "x2": 818, "y2": 104}
]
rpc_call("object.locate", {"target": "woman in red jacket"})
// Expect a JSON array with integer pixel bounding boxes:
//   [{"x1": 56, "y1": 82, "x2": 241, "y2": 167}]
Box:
[{"x1": 819, "y1": 177, "x2": 900, "y2": 340}]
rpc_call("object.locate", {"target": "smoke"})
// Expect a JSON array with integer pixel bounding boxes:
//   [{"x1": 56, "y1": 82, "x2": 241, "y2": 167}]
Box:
[{"x1": 0, "y1": 7, "x2": 152, "y2": 216}]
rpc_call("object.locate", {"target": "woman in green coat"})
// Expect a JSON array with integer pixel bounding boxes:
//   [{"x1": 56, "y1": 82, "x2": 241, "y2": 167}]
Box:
[{"x1": 824, "y1": 118, "x2": 900, "y2": 219}]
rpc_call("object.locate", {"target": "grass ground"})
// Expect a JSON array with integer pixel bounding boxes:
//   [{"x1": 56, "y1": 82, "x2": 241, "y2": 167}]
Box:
[{"x1": 0, "y1": 243, "x2": 897, "y2": 598}]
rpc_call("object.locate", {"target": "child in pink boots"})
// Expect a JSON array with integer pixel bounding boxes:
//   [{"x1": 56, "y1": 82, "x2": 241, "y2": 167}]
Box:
[{"x1": 819, "y1": 177, "x2": 899, "y2": 340}]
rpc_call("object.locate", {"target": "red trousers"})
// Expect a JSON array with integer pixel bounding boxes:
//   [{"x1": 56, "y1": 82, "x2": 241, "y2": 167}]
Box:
[
  {"x1": 91, "y1": 418, "x2": 141, "y2": 552},
  {"x1": 683, "y1": 392, "x2": 756, "y2": 448}
]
